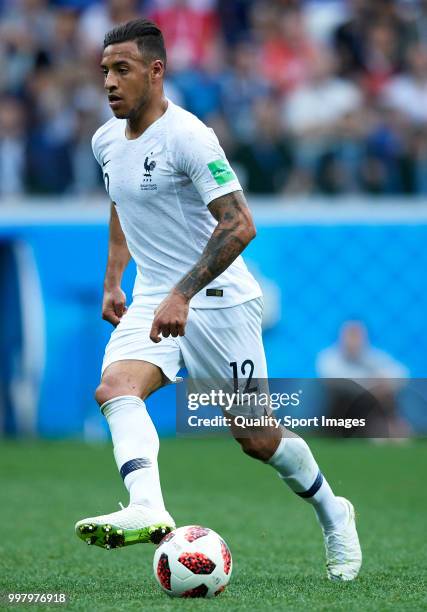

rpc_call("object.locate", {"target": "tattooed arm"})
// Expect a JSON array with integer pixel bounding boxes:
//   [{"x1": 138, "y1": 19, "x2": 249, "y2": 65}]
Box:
[
  {"x1": 149, "y1": 191, "x2": 256, "y2": 342},
  {"x1": 176, "y1": 191, "x2": 256, "y2": 299}
]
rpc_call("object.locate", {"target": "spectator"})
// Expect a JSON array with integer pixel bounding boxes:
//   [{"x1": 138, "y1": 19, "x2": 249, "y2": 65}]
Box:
[
  {"x1": 304, "y1": 0, "x2": 348, "y2": 46},
  {"x1": 282, "y1": 47, "x2": 364, "y2": 194},
  {"x1": 333, "y1": 0, "x2": 371, "y2": 78},
  {"x1": 0, "y1": 0, "x2": 54, "y2": 94},
  {"x1": 258, "y1": 6, "x2": 318, "y2": 94},
  {"x1": 0, "y1": 97, "x2": 27, "y2": 197},
  {"x1": 170, "y1": 38, "x2": 224, "y2": 121},
  {"x1": 316, "y1": 320, "x2": 410, "y2": 438},
  {"x1": 70, "y1": 67, "x2": 106, "y2": 194},
  {"x1": 1, "y1": 0, "x2": 55, "y2": 51},
  {"x1": 49, "y1": 7, "x2": 81, "y2": 68},
  {"x1": 362, "y1": 21, "x2": 402, "y2": 97},
  {"x1": 77, "y1": 0, "x2": 140, "y2": 57},
  {"x1": 384, "y1": 43, "x2": 427, "y2": 126},
  {"x1": 411, "y1": 0, "x2": 427, "y2": 43},
  {"x1": 149, "y1": 0, "x2": 219, "y2": 72},
  {"x1": 26, "y1": 68, "x2": 75, "y2": 193},
  {"x1": 317, "y1": 320, "x2": 408, "y2": 380},
  {"x1": 411, "y1": 126, "x2": 427, "y2": 194},
  {"x1": 220, "y1": 39, "x2": 271, "y2": 144},
  {"x1": 361, "y1": 103, "x2": 407, "y2": 194},
  {"x1": 0, "y1": 0, "x2": 426, "y2": 197},
  {"x1": 231, "y1": 97, "x2": 293, "y2": 194},
  {"x1": 216, "y1": 0, "x2": 252, "y2": 46},
  {"x1": 334, "y1": 0, "x2": 412, "y2": 83}
]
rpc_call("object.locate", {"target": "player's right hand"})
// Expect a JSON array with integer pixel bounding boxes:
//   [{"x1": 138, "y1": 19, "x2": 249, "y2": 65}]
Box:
[{"x1": 102, "y1": 287, "x2": 127, "y2": 326}]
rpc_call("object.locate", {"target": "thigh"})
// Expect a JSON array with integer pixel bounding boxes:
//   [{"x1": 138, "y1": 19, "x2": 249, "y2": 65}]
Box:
[
  {"x1": 180, "y1": 297, "x2": 268, "y2": 384},
  {"x1": 181, "y1": 298, "x2": 274, "y2": 428},
  {"x1": 101, "y1": 359, "x2": 165, "y2": 402},
  {"x1": 102, "y1": 298, "x2": 183, "y2": 383}
]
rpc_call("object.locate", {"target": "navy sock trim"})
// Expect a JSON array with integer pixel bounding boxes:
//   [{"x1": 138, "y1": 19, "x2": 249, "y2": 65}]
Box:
[
  {"x1": 120, "y1": 458, "x2": 152, "y2": 480},
  {"x1": 296, "y1": 471, "x2": 324, "y2": 498}
]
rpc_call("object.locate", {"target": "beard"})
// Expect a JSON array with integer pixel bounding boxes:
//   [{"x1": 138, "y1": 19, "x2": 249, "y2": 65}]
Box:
[{"x1": 125, "y1": 78, "x2": 151, "y2": 122}]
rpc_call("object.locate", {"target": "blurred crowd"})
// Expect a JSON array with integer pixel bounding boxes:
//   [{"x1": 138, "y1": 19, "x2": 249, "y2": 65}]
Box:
[{"x1": 1, "y1": 0, "x2": 427, "y2": 198}]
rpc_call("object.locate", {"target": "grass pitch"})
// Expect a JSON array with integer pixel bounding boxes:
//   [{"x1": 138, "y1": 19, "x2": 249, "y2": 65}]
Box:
[{"x1": 0, "y1": 437, "x2": 426, "y2": 611}]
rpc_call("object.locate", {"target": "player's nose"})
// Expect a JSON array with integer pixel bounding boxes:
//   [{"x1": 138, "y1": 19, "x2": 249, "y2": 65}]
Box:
[{"x1": 104, "y1": 73, "x2": 118, "y2": 91}]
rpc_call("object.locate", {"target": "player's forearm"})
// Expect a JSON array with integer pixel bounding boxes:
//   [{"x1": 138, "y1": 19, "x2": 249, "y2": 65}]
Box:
[
  {"x1": 104, "y1": 203, "x2": 131, "y2": 289},
  {"x1": 173, "y1": 191, "x2": 256, "y2": 301},
  {"x1": 104, "y1": 249, "x2": 131, "y2": 289}
]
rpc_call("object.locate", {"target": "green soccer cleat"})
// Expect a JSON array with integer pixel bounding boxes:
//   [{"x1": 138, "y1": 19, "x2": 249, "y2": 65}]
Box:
[{"x1": 75, "y1": 503, "x2": 175, "y2": 549}]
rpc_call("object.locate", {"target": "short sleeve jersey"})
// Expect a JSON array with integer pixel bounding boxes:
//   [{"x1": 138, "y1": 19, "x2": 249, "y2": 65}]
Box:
[{"x1": 92, "y1": 100, "x2": 262, "y2": 308}]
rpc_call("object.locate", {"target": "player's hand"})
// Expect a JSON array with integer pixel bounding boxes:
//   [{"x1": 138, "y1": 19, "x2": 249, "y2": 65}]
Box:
[
  {"x1": 102, "y1": 286, "x2": 128, "y2": 327},
  {"x1": 150, "y1": 290, "x2": 189, "y2": 343}
]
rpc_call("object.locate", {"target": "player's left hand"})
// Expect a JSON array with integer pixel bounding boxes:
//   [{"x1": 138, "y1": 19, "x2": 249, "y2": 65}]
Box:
[{"x1": 150, "y1": 290, "x2": 189, "y2": 343}]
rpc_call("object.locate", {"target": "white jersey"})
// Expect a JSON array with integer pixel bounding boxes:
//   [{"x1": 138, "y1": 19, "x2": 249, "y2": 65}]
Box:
[{"x1": 92, "y1": 100, "x2": 262, "y2": 309}]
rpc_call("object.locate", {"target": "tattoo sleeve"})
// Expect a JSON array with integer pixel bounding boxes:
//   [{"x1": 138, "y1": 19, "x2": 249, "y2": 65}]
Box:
[{"x1": 174, "y1": 190, "x2": 256, "y2": 300}]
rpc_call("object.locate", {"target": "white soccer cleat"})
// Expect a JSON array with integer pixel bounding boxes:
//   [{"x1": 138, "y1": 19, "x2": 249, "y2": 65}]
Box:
[
  {"x1": 75, "y1": 503, "x2": 175, "y2": 549},
  {"x1": 323, "y1": 497, "x2": 362, "y2": 581}
]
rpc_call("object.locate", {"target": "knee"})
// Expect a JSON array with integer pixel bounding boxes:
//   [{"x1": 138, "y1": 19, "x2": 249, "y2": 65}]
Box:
[
  {"x1": 95, "y1": 377, "x2": 123, "y2": 407},
  {"x1": 236, "y1": 435, "x2": 280, "y2": 462}
]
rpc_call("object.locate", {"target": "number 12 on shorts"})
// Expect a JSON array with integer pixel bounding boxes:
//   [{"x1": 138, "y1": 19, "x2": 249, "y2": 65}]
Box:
[{"x1": 229, "y1": 360, "x2": 258, "y2": 394}]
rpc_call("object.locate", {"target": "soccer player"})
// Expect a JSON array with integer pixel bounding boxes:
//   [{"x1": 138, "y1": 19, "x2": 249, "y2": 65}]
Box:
[{"x1": 75, "y1": 19, "x2": 362, "y2": 581}]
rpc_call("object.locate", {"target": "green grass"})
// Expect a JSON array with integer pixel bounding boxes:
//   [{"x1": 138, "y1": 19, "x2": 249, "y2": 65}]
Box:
[{"x1": 0, "y1": 438, "x2": 426, "y2": 611}]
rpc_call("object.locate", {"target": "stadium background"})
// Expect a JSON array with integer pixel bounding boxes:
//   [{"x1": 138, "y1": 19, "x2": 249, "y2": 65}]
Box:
[
  {"x1": 1, "y1": 0, "x2": 427, "y2": 437},
  {"x1": 1, "y1": 2, "x2": 427, "y2": 610}
]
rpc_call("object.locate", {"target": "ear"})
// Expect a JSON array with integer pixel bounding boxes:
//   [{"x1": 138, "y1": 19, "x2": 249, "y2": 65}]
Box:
[{"x1": 151, "y1": 59, "x2": 165, "y2": 81}]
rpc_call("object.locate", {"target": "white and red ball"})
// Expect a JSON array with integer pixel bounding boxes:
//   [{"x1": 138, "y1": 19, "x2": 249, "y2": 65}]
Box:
[{"x1": 153, "y1": 525, "x2": 232, "y2": 598}]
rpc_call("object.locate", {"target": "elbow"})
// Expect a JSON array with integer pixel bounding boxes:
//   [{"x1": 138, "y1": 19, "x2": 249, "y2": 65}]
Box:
[
  {"x1": 241, "y1": 221, "x2": 256, "y2": 246},
  {"x1": 241, "y1": 206, "x2": 257, "y2": 245},
  {"x1": 249, "y1": 222, "x2": 257, "y2": 241}
]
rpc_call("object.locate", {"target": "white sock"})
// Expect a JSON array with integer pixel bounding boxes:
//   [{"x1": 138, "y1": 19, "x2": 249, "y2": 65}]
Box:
[
  {"x1": 268, "y1": 435, "x2": 346, "y2": 532},
  {"x1": 101, "y1": 395, "x2": 165, "y2": 512}
]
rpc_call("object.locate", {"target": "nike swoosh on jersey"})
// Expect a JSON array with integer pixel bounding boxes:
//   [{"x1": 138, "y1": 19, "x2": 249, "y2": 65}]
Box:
[{"x1": 102, "y1": 159, "x2": 110, "y2": 167}]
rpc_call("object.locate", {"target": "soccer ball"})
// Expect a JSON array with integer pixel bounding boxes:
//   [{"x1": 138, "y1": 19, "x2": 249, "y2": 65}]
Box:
[{"x1": 153, "y1": 525, "x2": 232, "y2": 598}]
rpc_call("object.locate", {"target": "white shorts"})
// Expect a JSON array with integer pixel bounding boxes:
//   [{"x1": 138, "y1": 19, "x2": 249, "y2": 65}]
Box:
[{"x1": 101, "y1": 296, "x2": 268, "y2": 385}]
